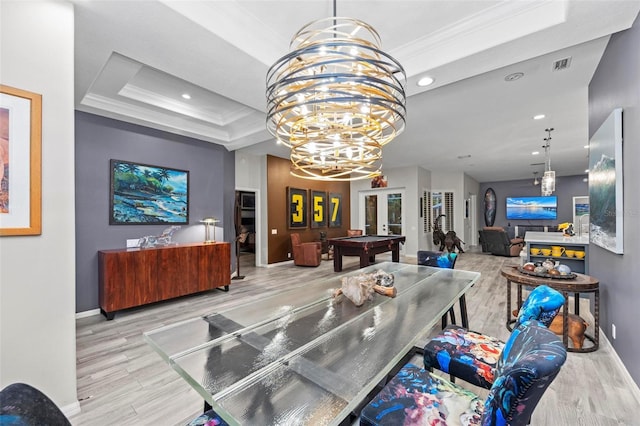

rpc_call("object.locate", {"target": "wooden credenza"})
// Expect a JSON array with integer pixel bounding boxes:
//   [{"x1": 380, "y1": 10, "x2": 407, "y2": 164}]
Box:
[{"x1": 98, "y1": 242, "x2": 231, "y2": 319}]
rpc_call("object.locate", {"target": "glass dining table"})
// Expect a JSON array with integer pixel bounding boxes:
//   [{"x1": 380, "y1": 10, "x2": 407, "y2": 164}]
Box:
[{"x1": 144, "y1": 262, "x2": 480, "y2": 426}]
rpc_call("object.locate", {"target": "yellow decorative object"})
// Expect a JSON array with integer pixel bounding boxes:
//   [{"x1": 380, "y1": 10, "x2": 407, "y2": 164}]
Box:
[{"x1": 557, "y1": 222, "x2": 574, "y2": 236}]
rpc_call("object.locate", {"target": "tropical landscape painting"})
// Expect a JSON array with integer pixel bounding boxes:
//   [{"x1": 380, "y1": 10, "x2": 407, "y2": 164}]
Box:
[{"x1": 110, "y1": 159, "x2": 189, "y2": 224}]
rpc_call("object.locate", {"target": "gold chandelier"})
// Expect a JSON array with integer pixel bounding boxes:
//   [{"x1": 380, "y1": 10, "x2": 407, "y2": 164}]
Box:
[{"x1": 266, "y1": 6, "x2": 406, "y2": 181}]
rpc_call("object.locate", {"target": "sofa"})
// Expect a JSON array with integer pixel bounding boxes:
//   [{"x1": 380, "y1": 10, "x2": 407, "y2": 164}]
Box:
[{"x1": 478, "y1": 226, "x2": 524, "y2": 257}]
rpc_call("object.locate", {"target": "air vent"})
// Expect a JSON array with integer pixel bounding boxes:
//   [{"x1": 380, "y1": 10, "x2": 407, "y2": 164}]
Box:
[{"x1": 553, "y1": 57, "x2": 572, "y2": 71}]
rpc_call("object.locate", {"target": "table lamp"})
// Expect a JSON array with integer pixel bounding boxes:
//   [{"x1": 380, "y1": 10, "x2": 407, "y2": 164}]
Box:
[{"x1": 200, "y1": 217, "x2": 220, "y2": 243}]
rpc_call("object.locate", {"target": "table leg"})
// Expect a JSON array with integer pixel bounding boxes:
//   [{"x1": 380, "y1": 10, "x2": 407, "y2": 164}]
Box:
[
  {"x1": 459, "y1": 295, "x2": 469, "y2": 329},
  {"x1": 359, "y1": 252, "x2": 370, "y2": 268},
  {"x1": 333, "y1": 249, "x2": 343, "y2": 272},
  {"x1": 574, "y1": 292, "x2": 580, "y2": 315},
  {"x1": 391, "y1": 245, "x2": 400, "y2": 263},
  {"x1": 594, "y1": 289, "x2": 600, "y2": 350},
  {"x1": 506, "y1": 278, "x2": 512, "y2": 330},
  {"x1": 562, "y1": 292, "x2": 569, "y2": 348}
]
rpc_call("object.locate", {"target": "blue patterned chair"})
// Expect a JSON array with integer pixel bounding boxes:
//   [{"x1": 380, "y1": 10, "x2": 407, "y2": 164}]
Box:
[
  {"x1": 417, "y1": 250, "x2": 467, "y2": 329},
  {"x1": 187, "y1": 409, "x2": 228, "y2": 425},
  {"x1": 423, "y1": 285, "x2": 564, "y2": 389},
  {"x1": 360, "y1": 320, "x2": 567, "y2": 426},
  {"x1": 0, "y1": 383, "x2": 71, "y2": 426}
]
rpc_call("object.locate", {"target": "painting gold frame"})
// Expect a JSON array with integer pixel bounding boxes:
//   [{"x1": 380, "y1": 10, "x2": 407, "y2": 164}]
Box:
[{"x1": 0, "y1": 85, "x2": 42, "y2": 236}]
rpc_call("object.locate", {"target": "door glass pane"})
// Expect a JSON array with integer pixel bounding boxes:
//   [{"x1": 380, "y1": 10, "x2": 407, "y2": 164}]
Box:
[
  {"x1": 387, "y1": 193, "x2": 402, "y2": 235},
  {"x1": 365, "y1": 195, "x2": 377, "y2": 235}
]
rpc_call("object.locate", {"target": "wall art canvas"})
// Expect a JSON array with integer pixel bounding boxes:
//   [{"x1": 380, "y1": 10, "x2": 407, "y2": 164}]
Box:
[
  {"x1": 589, "y1": 108, "x2": 623, "y2": 254},
  {"x1": 0, "y1": 85, "x2": 42, "y2": 236},
  {"x1": 310, "y1": 190, "x2": 327, "y2": 228},
  {"x1": 287, "y1": 187, "x2": 308, "y2": 229},
  {"x1": 328, "y1": 192, "x2": 342, "y2": 227},
  {"x1": 110, "y1": 159, "x2": 189, "y2": 224},
  {"x1": 483, "y1": 188, "x2": 496, "y2": 227}
]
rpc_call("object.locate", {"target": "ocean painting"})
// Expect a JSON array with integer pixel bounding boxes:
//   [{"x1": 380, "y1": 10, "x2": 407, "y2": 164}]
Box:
[
  {"x1": 589, "y1": 108, "x2": 623, "y2": 254},
  {"x1": 506, "y1": 196, "x2": 557, "y2": 220},
  {"x1": 110, "y1": 159, "x2": 189, "y2": 224}
]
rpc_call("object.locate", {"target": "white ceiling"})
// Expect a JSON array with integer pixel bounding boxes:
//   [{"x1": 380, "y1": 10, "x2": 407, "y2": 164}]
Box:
[{"x1": 73, "y1": 0, "x2": 640, "y2": 183}]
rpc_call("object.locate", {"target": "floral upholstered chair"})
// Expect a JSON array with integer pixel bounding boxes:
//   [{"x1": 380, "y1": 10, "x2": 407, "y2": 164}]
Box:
[
  {"x1": 360, "y1": 320, "x2": 567, "y2": 426},
  {"x1": 422, "y1": 284, "x2": 564, "y2": 389},
  {"x1": 187, "y1": 409, "x2": 227, "y2": 425}
]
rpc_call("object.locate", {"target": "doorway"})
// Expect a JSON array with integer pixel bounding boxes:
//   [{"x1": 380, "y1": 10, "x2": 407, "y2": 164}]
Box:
[
  {"x1": 235, "y1": 189, "x2": 258, "y2": 271},
  {"x1": 359, "y1": 189, "x2": 405, "y2": 238}
]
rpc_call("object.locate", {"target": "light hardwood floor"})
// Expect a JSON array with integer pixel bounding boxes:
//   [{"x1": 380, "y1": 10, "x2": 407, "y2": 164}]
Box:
[{"x1": 71, "y1": 249, "x2": 640, "y2": 425}]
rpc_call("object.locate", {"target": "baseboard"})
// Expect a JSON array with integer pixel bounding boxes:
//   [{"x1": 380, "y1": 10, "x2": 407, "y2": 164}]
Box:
[
  {"x1": 264, "y1": 260, "x2": 294, "y2": 268},
  {"x1": 61, "y1": 400, "x2": 81, "y2": 418},
  {"x1": 600, "y1": 329, "x2": 640, "y2": 399},
  {"x1": 75, "y1": 308, "x2": 101, "y2": 319}
]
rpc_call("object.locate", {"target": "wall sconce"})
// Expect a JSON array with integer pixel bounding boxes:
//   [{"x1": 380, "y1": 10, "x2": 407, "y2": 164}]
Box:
[{"x1": 200, "y1": 217, "x2": 220, "y2": 243}]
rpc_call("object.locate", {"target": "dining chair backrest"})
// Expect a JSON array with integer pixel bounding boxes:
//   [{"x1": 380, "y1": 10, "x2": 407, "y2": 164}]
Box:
[
  {"x1": 515, "y1": 285, "x2": 565, "y2": 328},
  {"x1": 417, "y1": 250, "x2": 457, "y2": 269},
  {"x1": 482, "y1": 320, "x2": 567, "y2": 425}
]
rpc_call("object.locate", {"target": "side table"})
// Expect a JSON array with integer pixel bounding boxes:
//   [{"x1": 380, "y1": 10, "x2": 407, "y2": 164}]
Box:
[{"x1": 501, "y1": 266, "x2": 599, "y2": 353}]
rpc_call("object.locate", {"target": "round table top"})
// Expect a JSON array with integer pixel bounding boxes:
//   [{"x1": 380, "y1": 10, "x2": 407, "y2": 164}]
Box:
[{"x1": 501, "y1": 266, "x2": 599, "y2": 291}]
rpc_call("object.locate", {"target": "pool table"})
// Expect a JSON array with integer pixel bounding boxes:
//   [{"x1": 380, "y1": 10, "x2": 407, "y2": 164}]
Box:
[{"x1": 328, "y1": 235, "x2": 406, "y2": 272}]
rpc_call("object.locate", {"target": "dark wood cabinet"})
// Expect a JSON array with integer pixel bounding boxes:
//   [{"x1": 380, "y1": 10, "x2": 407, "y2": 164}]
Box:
[{"x1": 99, "y1": 242, "x2": 230, "y2": 319}]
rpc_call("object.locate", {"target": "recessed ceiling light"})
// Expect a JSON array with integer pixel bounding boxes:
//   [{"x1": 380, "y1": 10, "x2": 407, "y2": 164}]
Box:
[
  {"x1": 584, "y1": 145, "x2": 589, "y2": 149},
  {"x1": 417, "y1": 76, "x2": 434, "y2": 87},
  {"x1": 585, "y1": 169, "x2": 589, "y2": 173},
  {"x1": 532, "y1": 151, "x2": 540, "y2": 155},
  {"x1": 181, "y1": 93, "x2": 191, "y2": 100},
  {"x1": 533, "y1": 114, "x2": 545, "y2": 120},
  {"x1": 583, "y1": 178, "x2": 588, "y2": 182},
  {"x1": 504, "y1": 72, "x2": 524, "y2": 82}
]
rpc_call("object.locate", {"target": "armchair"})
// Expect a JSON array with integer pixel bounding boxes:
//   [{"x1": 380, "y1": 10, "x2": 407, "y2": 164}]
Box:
[
  {"x1": 479, "y1": 226, "x2": 524, "y2": 256},
  {"x1": 290, "y1": 233, "x2": 321, "y2": 267}
]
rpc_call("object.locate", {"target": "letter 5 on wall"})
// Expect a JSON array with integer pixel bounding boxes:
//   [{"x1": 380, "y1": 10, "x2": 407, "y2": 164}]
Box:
[{"x1": 311, "y1": 190, "x2": 327, "y2": 228}]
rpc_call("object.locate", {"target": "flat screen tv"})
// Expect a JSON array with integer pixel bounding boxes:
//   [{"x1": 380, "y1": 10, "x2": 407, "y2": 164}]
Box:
[{"x1": 506, "y1": 196, "x2": 557, "y2": 220}]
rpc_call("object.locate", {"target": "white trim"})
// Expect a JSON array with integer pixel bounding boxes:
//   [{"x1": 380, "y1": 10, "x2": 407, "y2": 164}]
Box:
[
  {"x1": 61, "y1": 400, "x2": 81, "y2": 418},
  {"x1": 75, "y1": 309, "x2": 100, "y2": 319}
]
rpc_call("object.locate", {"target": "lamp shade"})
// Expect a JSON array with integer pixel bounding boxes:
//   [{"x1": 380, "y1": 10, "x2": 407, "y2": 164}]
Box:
[{"x1": 200, "y1": 217, "x2": 220, "y2": 242}]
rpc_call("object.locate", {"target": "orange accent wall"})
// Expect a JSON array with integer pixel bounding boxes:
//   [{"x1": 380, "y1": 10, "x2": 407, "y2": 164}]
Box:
[{"x1": 267, "y1": 155, "x2": 351, "y2": 264}]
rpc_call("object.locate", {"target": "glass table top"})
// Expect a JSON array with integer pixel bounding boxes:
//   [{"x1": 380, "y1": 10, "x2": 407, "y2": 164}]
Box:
[{"x1": 144, "y1": 262, "x2": 480, "y2": 425}]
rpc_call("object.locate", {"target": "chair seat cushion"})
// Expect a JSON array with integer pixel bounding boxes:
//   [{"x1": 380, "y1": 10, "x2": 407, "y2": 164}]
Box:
[
  {"x1": 187, "y1": 409, "x2": 228, "y2": 426},
  {"x1": 423, "y1": 325, "x2": 504, "y2": 389},
  {"x1": 360, "y1": 363, "x2": 483, "y2": 426}
]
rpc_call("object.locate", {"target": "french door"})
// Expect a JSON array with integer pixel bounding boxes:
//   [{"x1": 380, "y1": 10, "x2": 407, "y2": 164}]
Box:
[{"x1": 359, "y1": 189, "x2": 405, "y2": 237}]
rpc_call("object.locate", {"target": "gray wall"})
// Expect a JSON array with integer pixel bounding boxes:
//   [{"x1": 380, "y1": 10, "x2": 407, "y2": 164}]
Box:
[
  {"x1": 75, "y1": 112, "x2": 236, "y2": 313},
  {"x1": 588, "y1": 14, "x2": 640, "y2": 386},
  {"x1": 479, "y1": 175, "x2": 588, "y2": 234}
]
